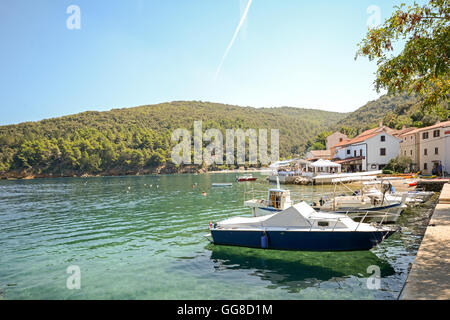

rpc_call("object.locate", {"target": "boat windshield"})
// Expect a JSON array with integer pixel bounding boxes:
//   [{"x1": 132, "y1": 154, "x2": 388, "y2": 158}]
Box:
[{"x1": 269, "y1": 191, "x2": 283, "y2": 209}]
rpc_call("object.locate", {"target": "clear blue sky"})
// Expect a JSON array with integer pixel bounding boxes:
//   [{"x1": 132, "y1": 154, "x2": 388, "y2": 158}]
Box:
[{"x1": 0, "y1": 0, "x2": 415, "y2": 125}]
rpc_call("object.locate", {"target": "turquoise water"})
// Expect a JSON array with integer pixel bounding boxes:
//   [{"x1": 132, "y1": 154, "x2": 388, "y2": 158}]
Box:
[{"x1": 0, "y1": 173, "x2": 431, "y2": 299}]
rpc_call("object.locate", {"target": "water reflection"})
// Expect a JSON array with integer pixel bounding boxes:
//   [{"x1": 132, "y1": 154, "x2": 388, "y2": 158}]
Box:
[{"x1": 207, "y1": 244, "x2": 395, "y2": 292}]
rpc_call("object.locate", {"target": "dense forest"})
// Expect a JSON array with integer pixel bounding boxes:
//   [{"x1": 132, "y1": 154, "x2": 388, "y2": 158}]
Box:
[
  {"x1": 0, "y1": 101, "x2": 347, "y2": 178},
  {"x1": 2, "y1": 95, "x2": 447, "y2": 178}
]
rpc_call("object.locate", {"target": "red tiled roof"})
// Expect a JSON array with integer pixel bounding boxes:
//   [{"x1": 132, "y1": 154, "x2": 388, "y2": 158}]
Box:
[
  {"x1": 306, "y1": 149, "x2": 332, "y2": 161},
  {"x1": 332, "y1": 126, "x2": 401, "y2": 148},
  {"x1": 398, "y1": 121, "x2": 450, "y2": 137},
  {"x1": 395, "y1": 127, "x2": 416, "y2": 137},
  {"x1": 308, "y1": 150, "x2": 331, "y2": 157},
  {"x1": 417, "y1": 120, "x2": 450, "y2": 131}
]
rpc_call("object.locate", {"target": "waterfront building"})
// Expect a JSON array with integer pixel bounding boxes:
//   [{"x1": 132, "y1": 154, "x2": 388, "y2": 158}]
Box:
[
  {"x1": 399, "y1": 128, "x2": 421, "y2": 172},
  {"x1": 326, "y1": 131, "x2": 348, "y2": 150},
  {"x1": 332, "y1": 125, "x2": 402, "y2": 172},
  {"x1": 305, "y1": 150, "x2": 332, "y2": 161},
  {"x1": 416, "y1": 120, "x2": 450, "y2": 175}
]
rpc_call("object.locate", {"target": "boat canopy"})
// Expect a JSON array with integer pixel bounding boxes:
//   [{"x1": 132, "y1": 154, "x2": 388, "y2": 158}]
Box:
[
  {"x1": 332, "y1": 176, "x2": 377, "y2": 183},
  {"x1": 269, "y1": 159, "x2": 311, "y2": 169},
  {"x1": 311, "y1": 159, "x2": 341, "y2": 168},
  {"x1": 216, "y1": 202, "x2": 357, "y2": 230},
  {"x1": 217, "y1": 202, "x2": 313, "y2": 229},
  {"x1": 314, "y1": 170, "x2": 382, "y2": 181}
]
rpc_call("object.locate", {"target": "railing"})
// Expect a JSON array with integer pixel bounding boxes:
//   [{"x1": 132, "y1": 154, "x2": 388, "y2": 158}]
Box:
[{"x1": 306, "y1": 210, "x2": 400, "y2": 232}]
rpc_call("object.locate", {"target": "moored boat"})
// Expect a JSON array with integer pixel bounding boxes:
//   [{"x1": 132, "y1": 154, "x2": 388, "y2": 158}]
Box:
[
  {"x1": 244, "y1": 187, "x2": 293, "y2": 216},
  {"x1": 312, "y1": 194, "x2": 406, "y2": 222},
  {"x1": 212, "y1": 183, "x2": 233, "y2": 187},
  {"x1": 208, "y1": 202, "x2": 399, "y2": 251},
  {"x1": 236, "y1": 174, "x2": 257, "y2": 182}
]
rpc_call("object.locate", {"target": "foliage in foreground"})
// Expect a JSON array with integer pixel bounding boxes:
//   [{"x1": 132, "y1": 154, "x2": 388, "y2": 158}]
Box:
[{"x1": 356, "y1": 0, "x2": 449, "y2": 113}]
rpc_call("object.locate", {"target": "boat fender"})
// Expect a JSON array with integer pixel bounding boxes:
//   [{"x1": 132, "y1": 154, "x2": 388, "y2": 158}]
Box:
[{"x1": 261, "y1": 231, "x2": 269, "y2": 249}]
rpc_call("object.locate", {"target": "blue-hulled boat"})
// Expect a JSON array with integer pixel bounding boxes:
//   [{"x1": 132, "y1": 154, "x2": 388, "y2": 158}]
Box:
[{"x1": 208, "y1": 202, "x2": 398, "y2": 251}]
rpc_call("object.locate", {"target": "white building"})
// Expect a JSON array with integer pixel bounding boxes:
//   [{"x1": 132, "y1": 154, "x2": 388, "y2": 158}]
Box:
[
  {"x1": 332, "y1": 126, "x2": 402, "y2": 172},
  {"x1": 415, "y1": 120, "x2": 450, "y2": 175}
]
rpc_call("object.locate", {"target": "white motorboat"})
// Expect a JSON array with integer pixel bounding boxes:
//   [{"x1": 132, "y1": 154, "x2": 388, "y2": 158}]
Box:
[
  {"x1": 312, "y1": 193, "x2": 406, "y2": 223},
  {"x1": 244, "y1": 187, "x2": 293, "y2": 216},
  {"x1": 208, "y1": 202, "x2": 399, "y2": 251},
  {"x1": 243, "y1": 178, "x2": 292, "y2": 216}
]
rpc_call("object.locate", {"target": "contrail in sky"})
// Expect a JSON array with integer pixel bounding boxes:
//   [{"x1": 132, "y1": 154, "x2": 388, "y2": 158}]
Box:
[{"x1": 214, "y1": 0, "x2": 253, "y2": 81}]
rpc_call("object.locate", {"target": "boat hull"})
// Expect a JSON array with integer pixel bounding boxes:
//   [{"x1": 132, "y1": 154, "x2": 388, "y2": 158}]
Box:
[
  {"x1": 237, "y1": 178, "x2": 257, "y2": 182},
  {"x1": 211, "y1": 229, "x2": 396, "y2": 251}
]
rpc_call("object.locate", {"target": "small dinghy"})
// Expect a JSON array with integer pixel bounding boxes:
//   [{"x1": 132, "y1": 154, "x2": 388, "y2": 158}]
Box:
[
  {"x1": 236, "y1": 174, "x2": 257, "y2": 182},
  {"x1": 208, "y1": 202, "x2": 398, "y2": 251},
  {"x1": 212, "y1": 183, "x2": 233, "y2": 187}
]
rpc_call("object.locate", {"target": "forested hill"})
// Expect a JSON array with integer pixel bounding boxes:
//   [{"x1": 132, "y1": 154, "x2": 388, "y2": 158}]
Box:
[
  {"x1": 334, "y1": 94, "x2": 416, "y2": 136},
  {"x1": 0, "y1": 101, "x2": 347, "y2": 178},
  {"x1": 305, "y1": 93, "x2": 449, "y2": 150},
  {"x1": 333, "y1": 93, "x2": 449, "y2": 137}
]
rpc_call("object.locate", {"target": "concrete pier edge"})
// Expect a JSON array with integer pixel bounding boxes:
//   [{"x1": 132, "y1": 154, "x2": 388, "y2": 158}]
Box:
[{"x1": 400, "y1": 183, "x2": 450, "y2": 300}]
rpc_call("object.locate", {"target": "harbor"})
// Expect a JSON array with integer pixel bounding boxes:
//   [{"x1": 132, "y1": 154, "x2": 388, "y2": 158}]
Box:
[{"x1": 0, "y1": 172, "x2": 445, "y2": 300}]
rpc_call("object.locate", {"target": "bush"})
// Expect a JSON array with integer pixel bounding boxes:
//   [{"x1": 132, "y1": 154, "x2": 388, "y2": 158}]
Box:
[{"x1": 384, "y1": 156, "x2": 413, "y2": 173}]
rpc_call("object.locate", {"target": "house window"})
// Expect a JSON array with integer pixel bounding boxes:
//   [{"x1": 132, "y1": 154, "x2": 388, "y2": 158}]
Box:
[
  {"x1": 347, "y1": 149, "x2": 350, "y2": 155},
  {"x1": 423, "y1": 132, "x2": 429, "y2": 139},
  {"x1": 410, "y1": 150, "x2": 412, "y2": 156},
  {"x1": 435, "y1": 147, "x2": 439, "y2": 155},
  {"x1": 380, "y1": 148, "x2": 386, "y2": 156},
  {"x1": 381, "y1": 135, "x2": 386, "y2": 142},
  {"x1": 404, "y1": 150, "x2": 407, "y2": 156},
  {"x1": 354, "y1": 150, "x2": 356, "y2": 157},
  {"x1": 339, "y1": 138, "x2": 343, "y2": 142},
  {"x1": 433, "y1": 130, "x2": 440, "y2": 137},
  {"x1": 424, "y1": 148, "x2": 427, "y2": 156},
  {"x1": 424, "y1": 163, "x2": 427, "y2": 170},
  {"x1": 360, "y1": 149, "x2": 362, "y2": 156}
]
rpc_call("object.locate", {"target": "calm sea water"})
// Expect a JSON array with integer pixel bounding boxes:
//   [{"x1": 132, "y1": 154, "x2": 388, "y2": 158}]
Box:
[{"x1": 0, "y1": 173, "x2": 433, "y2": 300}]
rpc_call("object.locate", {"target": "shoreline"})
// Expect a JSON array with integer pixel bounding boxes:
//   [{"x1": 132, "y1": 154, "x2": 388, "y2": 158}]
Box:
[{"x1": 0, "y1": 166, "x2": 272, "y2": 181}]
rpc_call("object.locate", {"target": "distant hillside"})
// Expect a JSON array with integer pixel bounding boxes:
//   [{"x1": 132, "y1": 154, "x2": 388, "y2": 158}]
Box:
[
  {"x1": 334, "y1": 93, "x2": 448, "y2": 136},
  {"x1": 306, "y1": 93, "x2": 449, "y2": 150},
  {"x1": 0, "y1": 101, "x2": 347, "y2": 178},
  {"x1": 335, "y1": 94, "x2": 416, "y2": 135}
]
